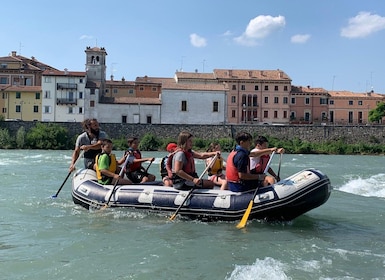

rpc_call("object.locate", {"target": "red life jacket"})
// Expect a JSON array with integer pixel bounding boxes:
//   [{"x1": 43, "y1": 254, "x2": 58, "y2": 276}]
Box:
[
  {"x1": 254, "y1": 154, "x2": 270, "y2": 174},
  {"x1": 128, "y1": 149, "x2": 142, "y2": 172},
  {"x1": 173, "y1": 150, "x2": 195, "y2": 176},
  {"x1": 226, "y1": 150, "x2": 240, "y2": 182}
]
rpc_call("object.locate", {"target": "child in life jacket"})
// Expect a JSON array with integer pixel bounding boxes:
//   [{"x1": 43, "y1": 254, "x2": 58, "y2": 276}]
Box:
[
  {"x1": 205, "y1": 143, "x2": 228, "y2": 190},
  {"x1": 125, "y1": 137, "x2": 156, "y2": 183},
  {"x1": 160, "y1": 142, "x2": 178, "y2": 186},
  {"x1": 250, "y1": 136, "x2": 284, "y2": 186},
  {"x1": 95, "y1": 139, "x2": 133, "y2": 185}
]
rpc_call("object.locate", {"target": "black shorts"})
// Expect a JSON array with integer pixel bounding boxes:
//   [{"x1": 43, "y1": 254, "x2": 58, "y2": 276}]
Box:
[{"x1": 126, "y1": 170, "x2": 148, "y2": 183}]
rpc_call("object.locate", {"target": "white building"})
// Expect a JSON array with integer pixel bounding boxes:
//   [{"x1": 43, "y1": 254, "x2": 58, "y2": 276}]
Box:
[{"x1": 41, "y1": 69, "x2": 87, "y2": 122}]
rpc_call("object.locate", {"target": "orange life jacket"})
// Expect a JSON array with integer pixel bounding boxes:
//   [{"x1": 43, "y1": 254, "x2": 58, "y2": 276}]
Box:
[{"x1": 254, "y1": 154, "x2": 270, "y2": 174}]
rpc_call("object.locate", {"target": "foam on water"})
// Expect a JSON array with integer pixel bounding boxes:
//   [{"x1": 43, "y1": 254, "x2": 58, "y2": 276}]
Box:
[{"x1": 337, "y1": 173, "x2": 385, "y2": 198}]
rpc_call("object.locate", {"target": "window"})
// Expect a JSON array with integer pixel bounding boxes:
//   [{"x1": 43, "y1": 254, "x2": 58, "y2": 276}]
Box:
[
  {"x1": 263, "y1": 110, "x2": 268, "y2": 118},
  {"x1": 320, "y1": 98, "x2": 328, "y2": 104},
  {"x1": 0, "y1": 63, "x2": 7, "y2": 69},
  {"x1": 264, "y1": 96, "x2": 269, "y2": 103},
  {"x1": 122, "y1": 115, "x2": 127, "y2": 123},
  {"x1": 254, "y1": 85, "x2": 259, "y2": 91},
  {"x1": 349, "y1": 100, "x2": 353, "y2": 105},
  {"x1": 283, "y1": 97, "x2": 288, "y2": 104},
  {"x1": 274, "y1": 97, "x2": 279, "y2": 104},
  {"x1": 33, "y1": 106, "x2": 38, "y2": 113},
  {"x1": 329, "y1": 100, "x2": 334, "y2": 105},
  {"x1": 44, "y1": 91, "x2": 51, "y2": 99},
  {"x1": 16, "y1": 105, "x2": 21, "y2": 112},
  {"x1": 0, "y1": 77, "x2": 8, "y2": 84},
  {"x1": 44, "y1": 106, "x2": 51, "y2": 113},
  {"x1": 16, "y1": 92, "x2": 21, "y2": 99},
  {"x1": 44, "y1": 76, "x2": 51, "y2": 83},
  {"x1": 79, "y1": 92, "x2": 83, "y2": 99},
  {"x1": 139, "y1": 87, "x2": 144, "y2": 91},
  {"x1": 113, "y1": 89, "x2": 118, "y2": 94},
  {"x1": 68, "y1": 107, "x2": 73, "y2": 114},
  {"x1": 2, "y1": 92, "x2": 7, "y2": 99},
  {"x1": 358, "y1": 100, "x2": 363, "y2": 105},
  {"x1": 90, "y1": 89, "x2": 95, "y2": 95},
  {"x1": 152, "y1": 87, "x2": 157, "y2": 92},
  {"x1": 2, "y1": 108, "x2": 7, "y2": 113},
  {"x1": 231, "y1": 96, "x2": 236, "y2": 103},
  {"x1": 274, "y1": 86, "x2": 278, "y2": 91},
  {"x1": 146, "y1": 116, "x2": 152, "y2": 124},
  {"x1": 79, "y1": 78, "x2": 83, "y2": 83},
  {"x1": 231, "y1": 110, "x2": 236, "y2": 118},
  {"x1": 79, "y1": 107, "x2": 83, "y2": 114},
  {"x1": 283, "y1": 111, "x2": 287, "y2": 118},
  {"x1": 35, "y1": 92, "x2": 40, "y2": 99},
  {"x1": 128, "y1": 89, "x2": 134, "y2": 94},
  {"x1": 305, "y1": 97, "x2": 310, "y2": 105},
  {"x1": 305, "y1": 112, "x2": 310, "y2": 121},
  {"x1": 213, "y1": 101, "x2": 219, "y2": 112},
  {"x1": 291, "y1": 97, "x2": 296, "y2": 104},
  {"x1": 90, "y1": 100, "x2": 95, "y2": 107},
  {"x1": 264, "y1": 85, "x2": 269, "y2": 91},
  {"x1": 274, "y1": 111, "x2": 278, "y2": 118},
  {"x1": 284, "y1": 86, "x2": 288, "y2": 91},
  {"x1": 181, "y1": 100, "x2": 187, "y2": 111},
  {"x1": 241, "y1": 85, "x2": 246, "y2": 90},
  {"x1": 252, "y1": 95, "x2": 257, "y2": 106},
  {"x1": 232, "y1": 85, "x2": 236, "y2": 90},
  {"x1": 105, "y1": 89, "x2": 109, "y2": 93}
]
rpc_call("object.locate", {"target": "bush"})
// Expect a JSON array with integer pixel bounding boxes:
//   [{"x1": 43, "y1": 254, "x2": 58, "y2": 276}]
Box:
[
  {"x1": 0, "y1": 128, "x2": 14, "y2": 149},
  {"x1": 26, "y1": 123, "x2": 69, "y2": 149}
]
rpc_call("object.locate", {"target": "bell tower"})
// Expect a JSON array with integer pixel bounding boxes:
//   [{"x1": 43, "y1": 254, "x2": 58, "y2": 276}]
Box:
[{"x1": 85, "y1": 46, "x2": 107, "y2": 96}]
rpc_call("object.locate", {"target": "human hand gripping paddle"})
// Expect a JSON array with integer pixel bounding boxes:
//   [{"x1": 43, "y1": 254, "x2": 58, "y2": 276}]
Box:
[
  {"x1": 52, "y1": 150, "x2": 85, "y2": 198},
  {"x1": 169, "y1": 153, "x2": 218, "y2": 221},
  {"x1": 236, "y1": 151, "x2": 276, "y2": 229}
]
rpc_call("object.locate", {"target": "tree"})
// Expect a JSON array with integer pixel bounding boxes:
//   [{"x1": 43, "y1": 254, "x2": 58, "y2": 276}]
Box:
[{"x1": 369, "y1": 102, "x2": 385, "y2": 123}]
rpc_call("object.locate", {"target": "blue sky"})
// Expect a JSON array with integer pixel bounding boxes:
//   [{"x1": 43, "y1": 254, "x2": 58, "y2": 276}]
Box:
[{"x1": 2, "y1": 0, "x2": 385, "y2": 93}]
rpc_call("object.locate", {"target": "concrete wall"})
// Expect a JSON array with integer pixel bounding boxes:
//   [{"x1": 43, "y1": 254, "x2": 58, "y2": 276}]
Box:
[{"x1": 2, "y1": 121, "x2": 385, "y2": 145}]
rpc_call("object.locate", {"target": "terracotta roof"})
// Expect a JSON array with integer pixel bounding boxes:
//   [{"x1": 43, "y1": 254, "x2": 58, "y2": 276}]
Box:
[
  {"x1": 213, "y1": 69, "x2": 291, "y2": 81},
  {"x1": 42, "y1": 69, "x2": 86, "y2": 77},
  {"x1": 175, "y1": 71, "x2": 216, "y2": 80},
  {"x1": 291, "y1": 85, "x2": 328, "y2": 94},
  {"x1": 328, "y1": 90, "x2": 385, "y2": 98},
  {"x1": 0, "y1": 85, "x2": 41, "y2": 92},
  {"x1": 106, "y1": 80, "x2": 135, "y2": 86},
  {"x1": 0, "y1": 52, "x2": 58, "y2": 71}
]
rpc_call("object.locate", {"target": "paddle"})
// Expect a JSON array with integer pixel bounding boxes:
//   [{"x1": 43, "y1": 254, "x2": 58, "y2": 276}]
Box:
[
  {"x1": 52, "y1": 150, "x2": 85, "y2": 198},
  {"x1": 236, "y1": 151, "x2": 276, "y2": 229},
  {"x1": 169, "y1": 153, "x2": 218, "y2": 221},
  {"x1": 277, "y1": 153, "x2": 283, "y2": 181},
  {"x1": 102, "y1": 151, "x2": 133, "y2": 208}
]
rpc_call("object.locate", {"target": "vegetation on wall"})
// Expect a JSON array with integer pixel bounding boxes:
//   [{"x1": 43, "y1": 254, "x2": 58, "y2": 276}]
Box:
[{"x1": 1, "y1": 122, "x2": 385, "y2": 155}]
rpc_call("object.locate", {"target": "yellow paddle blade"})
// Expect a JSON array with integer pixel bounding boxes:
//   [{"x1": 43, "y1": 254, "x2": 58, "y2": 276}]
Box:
[
  {"x1": 236, "y1": 200, "x2": 254, "y2": 229},
  {"x1": 169, "y1": 213, "x2": 177, "y2": 221}
]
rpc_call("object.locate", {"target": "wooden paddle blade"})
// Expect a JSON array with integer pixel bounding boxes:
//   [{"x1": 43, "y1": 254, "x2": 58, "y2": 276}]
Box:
[
  {"x1": 169, "y1": 213, "x2": 177, "y2": 221},
  {"x1": 236, "y1": 200, "x2": 254, "y2": 229}
]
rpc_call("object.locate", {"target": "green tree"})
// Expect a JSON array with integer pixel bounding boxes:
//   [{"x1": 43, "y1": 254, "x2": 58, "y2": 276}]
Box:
[
  {"x1": 16, "y1": 126, "x2": 26, "y2": 148},
  {"x1": 0, "y1": 128, "x2": 14, "y2": 148},
  {"x1": 26, "y1": 123, "x2": 69, "y2": 149},
  {"x1": 369, "y1": 102, "x2": 385, "y2": 123}
]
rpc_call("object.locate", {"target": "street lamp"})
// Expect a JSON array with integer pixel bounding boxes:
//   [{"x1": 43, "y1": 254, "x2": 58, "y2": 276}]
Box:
[
  {"x1": 242, "y1": 103, "x2": 246, "y2": 123},
  {"x1": 20, "y1": 101, "x2": 24, "y2": 121}
]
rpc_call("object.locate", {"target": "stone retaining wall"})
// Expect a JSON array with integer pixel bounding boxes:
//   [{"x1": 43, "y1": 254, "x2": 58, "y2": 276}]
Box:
[{"x1": 2, "y1": 121, "x2": 385, "y2": 144}]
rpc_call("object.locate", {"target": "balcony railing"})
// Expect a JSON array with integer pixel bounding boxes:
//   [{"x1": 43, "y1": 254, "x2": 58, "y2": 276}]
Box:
[
  {"x1": 57, "y1": 83, "x2": 77, "y2": 90},
  {"x1": 56, "y1": 98, "x2": 77, "y2": 105}
]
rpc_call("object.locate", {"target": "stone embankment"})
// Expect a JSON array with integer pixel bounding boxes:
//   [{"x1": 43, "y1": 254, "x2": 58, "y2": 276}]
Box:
[{"x1": 2, "y1": 121, "x2": 385, "y2": 144}]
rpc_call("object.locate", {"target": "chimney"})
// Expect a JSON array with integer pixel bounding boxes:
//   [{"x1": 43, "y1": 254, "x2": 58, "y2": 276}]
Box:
[
  {"x1": 110, "y1": 75, "x2": 114, "y2": 81},
  {"x1": 11, "y1": 51, "x2": 17, "y2": 57}
]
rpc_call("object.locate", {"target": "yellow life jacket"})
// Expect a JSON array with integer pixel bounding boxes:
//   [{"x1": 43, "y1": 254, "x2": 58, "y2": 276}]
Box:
[
  {"x1": 95, "y1": 153, "x2": 117, "y2": 181},
  {"x1": 208, "y1": 157, "x2": 223, "y2": 176}
]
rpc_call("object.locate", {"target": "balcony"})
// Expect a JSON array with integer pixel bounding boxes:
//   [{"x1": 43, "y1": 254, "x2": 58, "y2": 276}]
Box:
[
  {"x1": 57, "y1": 83, "x2": 77, "y2": 90},
  {"x1": 56, "y1": 98, "x2": 77, "y2": 105}
]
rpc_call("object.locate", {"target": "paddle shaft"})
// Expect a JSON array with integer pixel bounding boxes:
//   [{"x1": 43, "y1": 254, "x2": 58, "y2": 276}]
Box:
[
  {"x1": 169, "y1": 154, "x2": 218, "y2": 221},
  {"x1": 105, "y1": 152, "x2": 133, "y2": 206},
  {"x1": 236, "y1": 151, "x2": 275, "y2": 229},
  {"x1": 52, "y1": 150, "x2": 85, "y2": 198}
]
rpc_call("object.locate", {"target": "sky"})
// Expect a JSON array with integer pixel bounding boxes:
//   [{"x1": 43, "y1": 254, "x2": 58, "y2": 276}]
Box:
[{"x1": 2, "y1": 0, "x2": 385, "y2": 93}]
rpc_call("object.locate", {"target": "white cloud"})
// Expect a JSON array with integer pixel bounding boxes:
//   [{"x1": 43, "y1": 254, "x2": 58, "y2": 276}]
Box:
[
  {"x1": 234, "y1": 15, "x2": 286, "y2": 46},
  {"x1": 190, "y1": 33, "x2": 207, "y2": 47},
  {"x1": 341, "y1": 12, "x2": 385, "y2": 38},
  {"x1": 79, "y1": 35, "x2": 93, "y2": 40},
  {"x1": 291, "y1": 34, "x2": 311, "y2": 44},
  {"x1": 222, "y1": 30, "x2": 233, "y2": 37}
]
